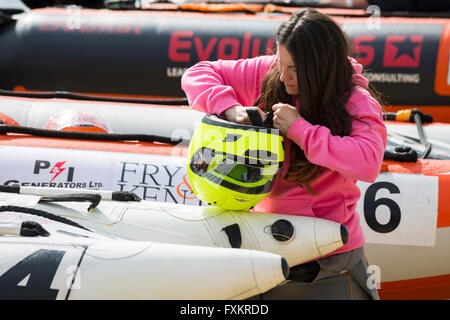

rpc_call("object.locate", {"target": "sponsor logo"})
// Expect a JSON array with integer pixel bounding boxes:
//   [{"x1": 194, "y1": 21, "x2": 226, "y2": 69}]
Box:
[
  {"x1": 352, "y1": 34, "x2": 423, "y2": 69},
  {"x1": 363, "y1": 71, "x2": 420, "y2": 84},
  {"x1": 3, "y1": 160, "x2": 103, "y2": 189},
  {"x1": 168, "y1": 31, "x2": 275, "y2": 63},
  {"x1": 116, "y1": 161, "x2": 203, "y2": 206},
  {"x1": 33, "y1": 160, "x2": 73, "y2": 183},
  {"x1": 352, "y1": 34, "x2": 424, "y2": 84},
  {"x1": 383, "y1": 35, "x2": 423, "y2": 68}
]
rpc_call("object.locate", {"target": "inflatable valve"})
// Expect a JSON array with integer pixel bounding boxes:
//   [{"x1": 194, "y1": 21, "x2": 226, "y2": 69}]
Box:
[
  {"x1": 270, "y1": 219, "x2": 294, "y2": 242},
  {"x1": 43, "y1": 109, "x2": 111, "y2": 133}
]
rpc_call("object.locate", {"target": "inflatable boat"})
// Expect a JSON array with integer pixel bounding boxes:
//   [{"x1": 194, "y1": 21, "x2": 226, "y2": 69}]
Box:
[
  {"x1": 0, "y1": 206, "x2": 289, "y2": 300},
  {"x1": 0, "y1": 184, "x2": 348, "y2": 268},
  {"x1": 0, "y1": 1, "x2": 449, "y2": 122},
  {"x1": 0, "y1": 92, "x2": 449, "y2": 299}
]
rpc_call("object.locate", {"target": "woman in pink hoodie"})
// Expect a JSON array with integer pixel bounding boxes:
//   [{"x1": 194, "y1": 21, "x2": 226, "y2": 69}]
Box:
[{"x1": 182, "y1": 8, "x2": 387, "y2": 300}]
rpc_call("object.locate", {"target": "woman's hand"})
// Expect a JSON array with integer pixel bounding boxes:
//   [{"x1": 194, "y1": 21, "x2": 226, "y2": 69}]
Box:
[
  {"x1": 272, "y1": 103, "x2": 301, "y2": 135},
  {"x1": 222, "y1": 105, "x2": 266, "y2": 125}
]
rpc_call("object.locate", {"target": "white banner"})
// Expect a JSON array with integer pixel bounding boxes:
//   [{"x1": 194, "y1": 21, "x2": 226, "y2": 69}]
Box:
[{"x1": 0, "y1": 145, "x2": 202, "y2": 206}]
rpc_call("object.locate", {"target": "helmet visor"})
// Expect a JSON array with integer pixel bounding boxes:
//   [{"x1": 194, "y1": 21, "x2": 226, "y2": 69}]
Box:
[
  {"x1": 215, "y1": 161, "x2": 277, "y2": 184},
  {"x1": 190, "y1": 147, "x2": 280, "y2": 195}
]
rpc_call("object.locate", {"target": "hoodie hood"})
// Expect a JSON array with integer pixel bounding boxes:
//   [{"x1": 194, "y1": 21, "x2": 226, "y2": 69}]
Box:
[{"x1": 349, "y1": 57, "x2": 369, "y2": 87}]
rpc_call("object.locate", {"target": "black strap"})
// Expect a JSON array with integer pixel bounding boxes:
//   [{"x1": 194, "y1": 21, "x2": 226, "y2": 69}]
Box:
[
  {"x1": 0, "y1": 205, "x2": 90, "y2": 231},
  {"x1": 111, "y1": 191, "x2": 141, "y2": 202},
  {"x1": 20, "y1": 221, "x2": 50, "y2": 237},
  {"x1": 382, "y1": 112, "x2": 397, "y2": 121},
  {"x1": 263, "y1": 111, "x2": 275, "y2": 128},
  {"x1": 0, "y1": 185, "x2": 20, "y2": 193},
  {"x1": 245, "y1": 108, "x2": 265, "y2": 127},
  {"x1": 221, "y1": 223, "x2": 242, "y2": 248},
  {"x1": 383, "y1": 147, "x2": 418, "y2": 162},
  {"x1": 0, "y1": 88, "x2": 188, "y2": 106},
  {"x1": 38, "y1": 193, "x2": 102, "y2": 211},
  {"x1": 0, "y1": 125, "x2": 183, "y2": 145}
]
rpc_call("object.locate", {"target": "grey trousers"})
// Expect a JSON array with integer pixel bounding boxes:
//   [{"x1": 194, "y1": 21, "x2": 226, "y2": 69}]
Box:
[{"x1": 251, "y1": 247, "x2": 379, "y2": 300}]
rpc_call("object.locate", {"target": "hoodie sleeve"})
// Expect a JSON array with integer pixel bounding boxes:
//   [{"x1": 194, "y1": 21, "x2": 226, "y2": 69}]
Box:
[
  {"x1": 286, "y1": 59, "x2": 387, "y2": 183},
  {"x1": 181, "y1": 55, "x2": 276, "y2": 116}
]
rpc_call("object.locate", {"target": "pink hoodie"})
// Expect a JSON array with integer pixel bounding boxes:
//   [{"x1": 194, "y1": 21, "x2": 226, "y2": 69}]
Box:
[{"x1": 182, "y1": 55, "x2": 387, "y2": 257}]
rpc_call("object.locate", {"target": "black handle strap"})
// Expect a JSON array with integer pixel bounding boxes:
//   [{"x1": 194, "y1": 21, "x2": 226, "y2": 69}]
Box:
[
  {"x1": 0, "y1": 205, "x2": 90, "y2": 231},
  {"x1": 20, "y1": 221, "x2": 50, "y2": 237},
  {"x1": 0, "y1": 88, "x2": 189, "y2": 106},
  {"x1": 0, "y1": 125, "x2": 183, "y2": 145},
  {"x1": 221, "y1": 223, "x2": 242, "y2": 248},
  {"x1": 38, "y1": 193, "x2": 102, "y2": 211},
  {"x1": 383, "y1": 147, "x2": 418, "y2": 162},
  {"x1": 111, "y1": 191, "x2": 142, "y2": 201}
]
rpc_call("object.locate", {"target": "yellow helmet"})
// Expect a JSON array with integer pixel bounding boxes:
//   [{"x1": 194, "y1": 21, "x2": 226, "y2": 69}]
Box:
[{"x1": 187, "y1": 114, "x2": 284, "y2": 211}]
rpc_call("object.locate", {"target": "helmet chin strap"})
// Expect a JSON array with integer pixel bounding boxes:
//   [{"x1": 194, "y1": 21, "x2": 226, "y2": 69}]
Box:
[
  {"x1": 245, "y1": 108, "x2": 265, "y2": 127},
  {"x1": 245, "y1": 107, "x2": 274, "y2": 128}
]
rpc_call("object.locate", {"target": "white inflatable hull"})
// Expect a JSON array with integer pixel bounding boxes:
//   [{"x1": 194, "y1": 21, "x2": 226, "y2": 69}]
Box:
[
  {"x1": 0, "y1": 210, "x2": 288, "y2": 300},
  {"x1": 0, "y1": 95, "x2": 203, "y2": 137},
  {"x1": 0, "y1": 187, "x2": 348, "y2": 268},
  {"x1": 2, "y1": 95, "x2": 449, "y2": 149}
]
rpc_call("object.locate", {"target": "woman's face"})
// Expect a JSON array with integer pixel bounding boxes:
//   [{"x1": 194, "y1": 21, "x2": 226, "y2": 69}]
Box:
[{"x1": 277, "y1": 44, "x2": 299, "y2": 96}]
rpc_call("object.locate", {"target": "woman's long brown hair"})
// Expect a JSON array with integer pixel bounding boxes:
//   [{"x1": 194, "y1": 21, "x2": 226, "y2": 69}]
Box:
[{"x1": 255, "y1": 8, "x2": 373, "y2": 194}]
